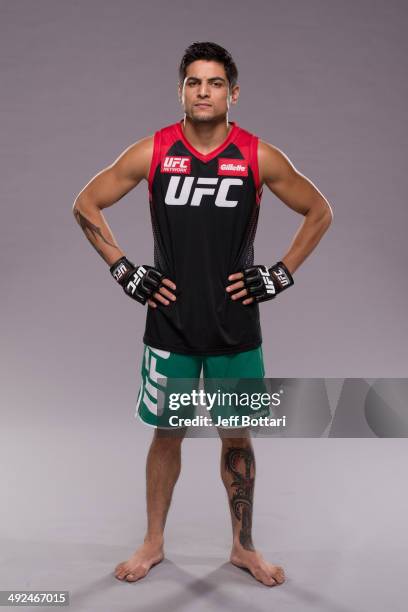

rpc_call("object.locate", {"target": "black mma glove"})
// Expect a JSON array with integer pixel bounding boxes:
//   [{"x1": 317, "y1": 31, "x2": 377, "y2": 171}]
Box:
[
  {"x1": 241, "y1": 261, "x2": 294, "y2": 303},
  {"x1": 110, "y1": 256, "x2": 165, "y2": 305}
]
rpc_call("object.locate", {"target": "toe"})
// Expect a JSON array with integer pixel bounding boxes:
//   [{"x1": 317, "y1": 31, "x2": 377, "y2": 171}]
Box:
[
  {"x1": 273, "y1": 565, "x2": 285, "y2": 584},
  {"x1": 125, "y1": 566, "x2": 148, "y2": 582},
  {"x1": 115, "y1": 564, "x2": 131, "y2": 580},
  {"x1": 257, "y1": 569, "x2": 276, "y2": 587},
  {"x1": 114, "y1": 562, "x2": 126, "y2": 577}
]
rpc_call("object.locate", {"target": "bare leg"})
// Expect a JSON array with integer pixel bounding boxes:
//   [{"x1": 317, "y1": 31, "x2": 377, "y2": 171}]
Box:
[
  {"x1": 115, "y1": 428, "x2": 185, "y2": 582},
  {"x1": 219, "y1": 429, "x2": 286, "y2": 587}
]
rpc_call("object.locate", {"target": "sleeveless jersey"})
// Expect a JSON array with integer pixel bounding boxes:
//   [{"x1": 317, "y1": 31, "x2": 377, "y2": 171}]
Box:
[{"x1": 143, "y1": 119, "x2": 264, "y2": 355}]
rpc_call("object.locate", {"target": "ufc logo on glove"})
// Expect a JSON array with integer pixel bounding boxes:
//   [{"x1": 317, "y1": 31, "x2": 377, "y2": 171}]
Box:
[
  {"x1": 260, "y1": 267, "x2": 276, "y2": 295},
  {"x1": 126, "y1": 266, "x2": 147, "y2": 295}
]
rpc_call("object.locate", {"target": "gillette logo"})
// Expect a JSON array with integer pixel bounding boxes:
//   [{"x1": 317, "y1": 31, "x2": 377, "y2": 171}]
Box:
[
  {"x1": 161, "y1": 156, "x2": 191, "y2": 174},
  {"x1": 218, "y1": 158, "x2": 248, "y2": 176}
]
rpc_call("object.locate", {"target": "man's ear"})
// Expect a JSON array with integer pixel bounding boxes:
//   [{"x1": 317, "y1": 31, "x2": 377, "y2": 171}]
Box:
[
  {"x1": 177, "y1": 82, "x2": 183, "y2": 103},
  {"x1": 230, "y1": 84, "x2": 240, "y2": 105}
]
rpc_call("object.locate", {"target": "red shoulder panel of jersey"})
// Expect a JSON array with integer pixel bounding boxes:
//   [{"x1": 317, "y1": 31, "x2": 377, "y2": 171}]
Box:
[
  {"x1": 234, "y1": 126, "x2": 263, "y2": 204},
  {"x1": 148, "y1": 122, "x2": 180, "y2": 198}
]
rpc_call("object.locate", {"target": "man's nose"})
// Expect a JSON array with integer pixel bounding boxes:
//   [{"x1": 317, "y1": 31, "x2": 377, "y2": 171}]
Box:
[{"x1": 198, "y1": 82, "x2": 210, "y2": 97}]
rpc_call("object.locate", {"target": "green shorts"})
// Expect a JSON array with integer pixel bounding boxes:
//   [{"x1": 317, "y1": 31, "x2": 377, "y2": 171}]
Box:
[{"x1": 136, "y1": 343, "x2": 270, "y2": 429}]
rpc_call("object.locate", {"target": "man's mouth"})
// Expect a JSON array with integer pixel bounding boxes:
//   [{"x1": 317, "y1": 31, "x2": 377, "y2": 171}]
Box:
[{"x1": 195, "y1": 103, "x2": 212, "y2": 108}]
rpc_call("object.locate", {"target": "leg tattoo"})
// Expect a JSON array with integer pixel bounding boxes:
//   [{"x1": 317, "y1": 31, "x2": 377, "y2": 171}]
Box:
[{"x1": 224, "y1": 446, "x2": 255, "y2": 550}]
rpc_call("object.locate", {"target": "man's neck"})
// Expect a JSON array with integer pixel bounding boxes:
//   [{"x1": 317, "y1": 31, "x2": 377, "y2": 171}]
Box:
[{"x1": 181, "y1": 115, "x2": 232, "y2": 154}]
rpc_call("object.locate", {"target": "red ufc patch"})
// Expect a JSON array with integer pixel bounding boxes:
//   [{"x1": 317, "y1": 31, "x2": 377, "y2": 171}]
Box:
[
  {"x1": 218, "y1": 158, "x2": 248, "y2": 176},
  {"x1": 161, "y1": 156, "x2": 191, "y2": 174}
]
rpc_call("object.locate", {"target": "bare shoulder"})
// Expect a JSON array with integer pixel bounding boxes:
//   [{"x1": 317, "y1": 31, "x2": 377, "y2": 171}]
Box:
[
  {"x1": 110, "y1": 134, "x2": 155, "y2": 182},
  {"x1": 257, "y1": 139, "x2": 297, "y2": 186}
]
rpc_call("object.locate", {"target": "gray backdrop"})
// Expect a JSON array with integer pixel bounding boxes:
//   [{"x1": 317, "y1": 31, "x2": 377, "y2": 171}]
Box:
[{"x1": 1, "y1": 1, "x2": 407, "y2": 611}]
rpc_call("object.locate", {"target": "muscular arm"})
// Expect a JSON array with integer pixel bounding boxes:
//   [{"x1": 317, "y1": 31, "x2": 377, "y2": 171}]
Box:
[
  {"x1": 72, "y1": 135, "x2": 153, "y2": 265},
  {"x1": 226, "y1": 141, "x2": 333, "y2": 304},
  {"x1": 72, "y1": 136, "x2": 177, "y2": 308},
  {"x1": 258, "y1": 140, "x2": 333, "y2": 275}
]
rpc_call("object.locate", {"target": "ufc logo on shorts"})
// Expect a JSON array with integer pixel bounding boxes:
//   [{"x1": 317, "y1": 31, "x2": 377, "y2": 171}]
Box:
[
  {"x1": 126, "y1": 266, "x2": 146, "y2": 295},
  {"x1": 164, "y1": 176, "x2": 243, "y2": 207},
  {"x1": 161, "y1": 156, "x2": 191, "y2": 174},
  {"x1": 260, "y1": 267, "x2": 276, "y2": 295}
]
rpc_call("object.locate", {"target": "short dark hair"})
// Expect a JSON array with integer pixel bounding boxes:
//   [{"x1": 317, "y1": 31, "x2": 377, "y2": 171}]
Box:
[{"x1": 178, "y1": 41, "x2": 238, "y2": 88}]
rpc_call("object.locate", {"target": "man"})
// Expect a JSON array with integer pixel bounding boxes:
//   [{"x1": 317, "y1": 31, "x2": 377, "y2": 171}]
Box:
[{"x1": 73, "y1": 41, "x2": 333, "y2": 587}]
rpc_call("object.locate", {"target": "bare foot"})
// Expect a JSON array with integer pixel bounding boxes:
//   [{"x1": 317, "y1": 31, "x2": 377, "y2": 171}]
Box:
[
  {"x1": 230, "y1": 544, "x2": 285, "y2": 587},
  {"x1": 114, "y1": 538, "x2": 164, "y2": 583}
]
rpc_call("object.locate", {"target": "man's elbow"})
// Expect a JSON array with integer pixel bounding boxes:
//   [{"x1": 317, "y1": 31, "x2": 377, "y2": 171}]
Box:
[
  {"x1": 72, "y1": 194, "x2": 96, "y2": 216},
  {"x1": 315, "y1": 199, "x2": 334, "y2": 228},
  {"x1": 72, "y1": 198, "x2": 79, "y2": 215},
  {"x1": 72, "y1": 194, "x2": 83, "y2": 213},
  {"x1": 323, "y1": 201, "x2": 334, "y2": 226}
]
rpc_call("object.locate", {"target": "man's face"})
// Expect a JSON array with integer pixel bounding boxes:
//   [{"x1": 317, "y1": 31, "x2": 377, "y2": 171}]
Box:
[{"x1": 178, "y1": 60, "x2": 239, "y2": 122}]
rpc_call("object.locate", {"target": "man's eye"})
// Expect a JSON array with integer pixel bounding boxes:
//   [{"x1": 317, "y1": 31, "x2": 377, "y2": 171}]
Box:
[{"x1": 212, "y1": 82, "x2": 222, "y2": 87}]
